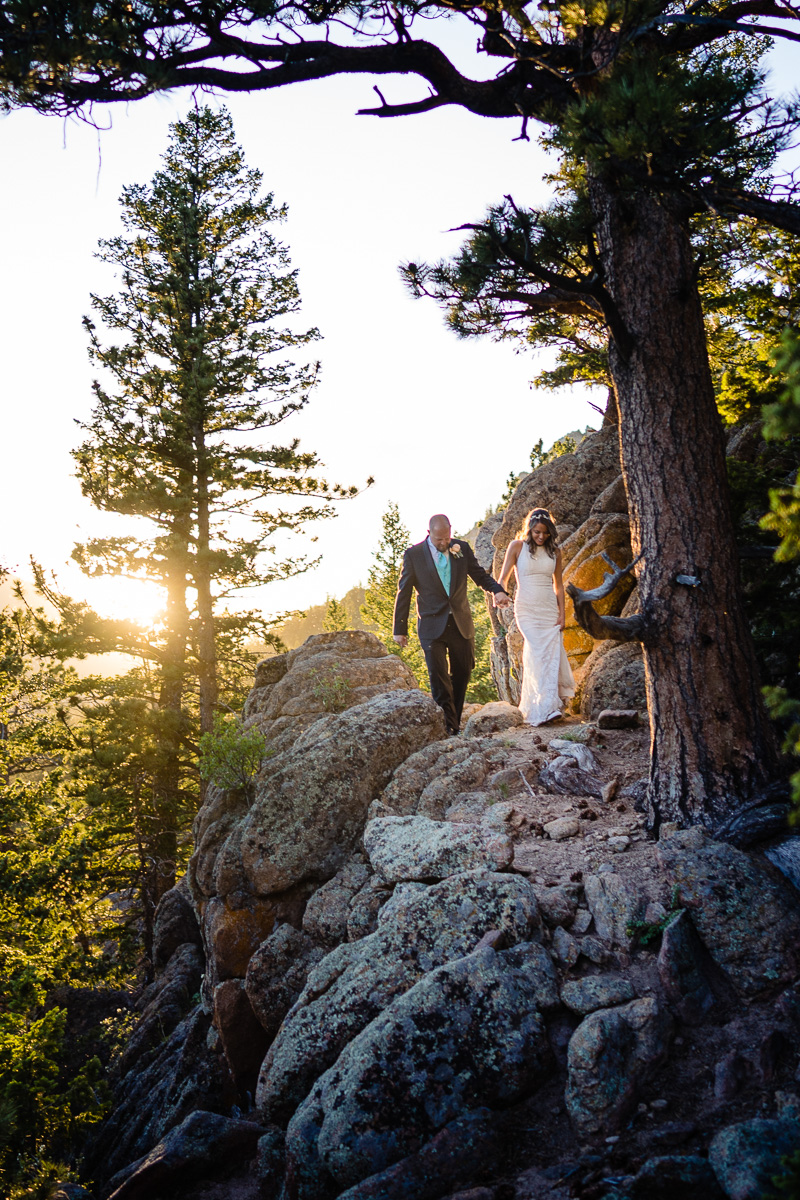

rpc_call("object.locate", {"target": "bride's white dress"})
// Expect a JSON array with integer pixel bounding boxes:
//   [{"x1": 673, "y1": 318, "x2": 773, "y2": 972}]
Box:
[{"x1": 515, "y1": 542, "x2": 575, "y2": 725}]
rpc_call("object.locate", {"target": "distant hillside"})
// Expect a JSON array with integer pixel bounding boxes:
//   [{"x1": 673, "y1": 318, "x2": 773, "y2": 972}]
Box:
[{"x1": 272, "y1": 586, "x2": 371, "y2": 650}]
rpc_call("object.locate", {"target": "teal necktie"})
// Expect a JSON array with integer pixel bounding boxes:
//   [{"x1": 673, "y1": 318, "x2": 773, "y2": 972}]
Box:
[{"x1": 435, "y1": 548, "x2": 451, "y2": 595}]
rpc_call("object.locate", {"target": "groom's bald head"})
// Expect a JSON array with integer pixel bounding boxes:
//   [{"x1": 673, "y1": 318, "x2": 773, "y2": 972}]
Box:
[{"x1": 428, "y1": 514, "x2": 451, "y2": 552}]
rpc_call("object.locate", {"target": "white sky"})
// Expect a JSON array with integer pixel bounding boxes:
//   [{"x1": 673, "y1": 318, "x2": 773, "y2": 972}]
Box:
[{"x1": 0, "y1": 26, "x2": 795, "y2": 625}]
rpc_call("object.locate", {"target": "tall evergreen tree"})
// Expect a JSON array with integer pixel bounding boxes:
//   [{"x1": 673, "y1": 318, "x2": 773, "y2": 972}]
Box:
[
  {"x1": 73, "y1": 105, "x2": 364, "y2": 908},
  {"x1": 322, "y1": 597, "x2": 349, "y2": 632},
  {"x1": 362, "y1": 503, "x2": 427, "y2": 686}
]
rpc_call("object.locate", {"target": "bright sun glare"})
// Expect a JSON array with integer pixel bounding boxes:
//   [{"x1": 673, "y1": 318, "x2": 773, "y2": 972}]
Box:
[{"x1": 88, "y1": 576, "x2": 166, "y2": 629}]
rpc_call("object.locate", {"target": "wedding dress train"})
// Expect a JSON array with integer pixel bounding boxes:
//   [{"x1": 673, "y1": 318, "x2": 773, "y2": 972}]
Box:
[{"x1": 514, "y1": 541, "x2": 575, "y2": 725}]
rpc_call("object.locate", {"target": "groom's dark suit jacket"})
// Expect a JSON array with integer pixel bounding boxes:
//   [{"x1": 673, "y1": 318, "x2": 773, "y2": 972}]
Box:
[{"x1": 393, "y1": 538, "x2": 507, "y2": 645}]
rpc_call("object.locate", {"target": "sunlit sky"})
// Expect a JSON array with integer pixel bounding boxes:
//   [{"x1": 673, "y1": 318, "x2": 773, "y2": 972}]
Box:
[{"x1": 1, "y1": 25, "x2": 795, "y2": 627}]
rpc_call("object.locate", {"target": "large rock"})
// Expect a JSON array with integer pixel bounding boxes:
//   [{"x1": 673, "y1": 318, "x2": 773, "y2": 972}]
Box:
[
  {"x1": 657, "y1": 910, "x2": 719, "y2": 1025},
  {"x1": 201, "y1": 891, "x2": 310, "y2": 986},
  {"x1": 565, "y1": 998, "x2": 672, "y2": 1139},
  {"x1": 189, "y1": 688, "x2": 445, "y2": 934},
  {"x1": 491, "y1": 426, "x2": 622, "y2": 568},
  {"x1": 334, "y1": 1109, "x2": 500, "y2": 1200},
  {"x1": 462, "y1": 701, "x2": 524, "y2": 738},
  {"x1": 283, "y1": 946, "x2": 552, "y2": 1198},
  {"x1": 364, "y1": 815, "x2": 514, "y2": 882},
  {"x1": 560, "y1": 974, "x2": 636, "y2": 1015},
  {"x1": 245, "y1": 923, "x2": 326, "y2": 1040},
  {"x1": 242, "y1": 631, "x2": 419, "y2": 755},
  {"x1": 583, "y1": 872, "x2": 645, "y2": 949},
  {"x1": 255, "y1": 871, "x2": 543, "y2": 1122},
  {"x1": 212, "y1": 978, "x2": 270, "y2": 1095},
  {"x1": 104, "y1": 1110, "x2": 263, "y2": 1200},
  {"x1": 380, "y1": 737, "x2": 504, "y2": 820},
  {"x1": 301, "y1": 857, "x2": 372, "y2": 947},
  {"x1": 708, "y1": 1118, "x2": 800, "y2": 1200},
  {"x1": 629, "y1": 1155, "x2": 724, "y2": 1200},
  {"x1": 152, "y1": 879, "x2": 203, "y2": 969},
  {"x1": 345, "y1": 875, "x2": 394, "y2": 940},
  {"x1": 657, "y1": 830, "x2": 800, "y2": 995},
  {"x1": 473, "y1": 511, "x2": 504, "y2": 570},
  {"x1": 578, "y1": 641, "x2": 646, "y2": 720}
]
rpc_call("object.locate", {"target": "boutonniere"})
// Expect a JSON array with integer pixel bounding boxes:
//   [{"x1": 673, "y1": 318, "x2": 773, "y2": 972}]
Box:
[{"x1": 450, "y1": 542, "x2": 463, "y2": 558}]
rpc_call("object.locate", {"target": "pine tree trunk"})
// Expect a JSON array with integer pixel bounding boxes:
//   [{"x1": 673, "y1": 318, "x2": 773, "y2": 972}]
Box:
[
  {"x1": 589, "y1": 180, "x2": 779, "y2": 829},
  {"x1": 194, "y1": 431, "x2": 218, "y2": 736},
  {"x1": 150, "y1": 533, "x2": 191, "y2": 928}
]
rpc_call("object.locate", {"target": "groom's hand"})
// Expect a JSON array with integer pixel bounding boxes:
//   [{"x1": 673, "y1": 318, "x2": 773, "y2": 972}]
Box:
[
  {"x1": 495, "y1": 592, "x2": 511, "y2": 609},
  {"x1": 393, "y1": 634, "x2": 408, "y2": 648}
]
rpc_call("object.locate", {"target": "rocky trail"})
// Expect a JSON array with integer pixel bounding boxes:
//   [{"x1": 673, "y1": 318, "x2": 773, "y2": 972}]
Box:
[{"x1": 65, "y1": 630, "x2": 800, "y2": 1200}]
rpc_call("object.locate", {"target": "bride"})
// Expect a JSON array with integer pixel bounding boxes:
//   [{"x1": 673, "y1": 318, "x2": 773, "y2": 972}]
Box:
[{"x1": 497, "y1": 508, "x2": 575, "y2": 725}]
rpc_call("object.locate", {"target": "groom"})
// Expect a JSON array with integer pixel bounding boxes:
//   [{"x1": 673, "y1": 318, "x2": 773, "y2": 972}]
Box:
[{"x1": 393, "y1": 514, "x2": 511, "y2": 735}]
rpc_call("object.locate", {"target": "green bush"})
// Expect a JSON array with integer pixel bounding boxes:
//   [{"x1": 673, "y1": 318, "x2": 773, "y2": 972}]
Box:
[{"x1": 198, "y1": 715, "x2": 271, "y2": 792}]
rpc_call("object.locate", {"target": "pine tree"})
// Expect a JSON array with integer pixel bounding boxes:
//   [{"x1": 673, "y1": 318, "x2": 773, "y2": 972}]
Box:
[
  {"x1": 362, "y1": 503, "x2": 426, "y2": 687},
  {"x1": 322, "y1": 597, "x2": 349, "y2": 632},
  {"x1": 75, "y1": 104, "x2": 362, "y2": 737},
  {"x1": 70, "y1": 106, "x2": 365, "y2": 909},
  {"x1": 0, "y1": 603, "x2": 122, "y2": 1195}
]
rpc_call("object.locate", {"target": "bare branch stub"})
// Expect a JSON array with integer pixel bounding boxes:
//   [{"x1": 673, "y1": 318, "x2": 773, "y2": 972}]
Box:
[{"x1": 566, "y1": 552, "x2": 645, "y2": 643}]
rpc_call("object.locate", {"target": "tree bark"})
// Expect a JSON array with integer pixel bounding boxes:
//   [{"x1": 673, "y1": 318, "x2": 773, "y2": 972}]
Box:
[
  {"x1": 194, "y1": 427, "x2": 218, "y2": 737},
  {"x1": 589, "y1": 179, "x2": 779, "y2": 829},
  {"x1": 152, "y1": 520, "x2": 191, "y2": 918}
]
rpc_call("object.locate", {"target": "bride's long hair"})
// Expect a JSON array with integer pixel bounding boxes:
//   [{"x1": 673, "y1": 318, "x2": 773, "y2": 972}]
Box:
[{"x1": 523, "y1": 508, "x2": 558, "y2": 559}]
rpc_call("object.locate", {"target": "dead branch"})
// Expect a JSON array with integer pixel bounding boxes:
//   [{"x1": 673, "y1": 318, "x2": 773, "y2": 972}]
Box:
[{"x1": 566, "y1": 552, "x2": 645, "y2": 642}]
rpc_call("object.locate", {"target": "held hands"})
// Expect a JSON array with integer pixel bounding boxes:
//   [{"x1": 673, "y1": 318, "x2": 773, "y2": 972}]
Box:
[
  {"x1": 494, "y1": 592, "x2": 511, "y2": 610},
  {"x1": 393, "y1": 634, "x2": 408, "y2": 648}
]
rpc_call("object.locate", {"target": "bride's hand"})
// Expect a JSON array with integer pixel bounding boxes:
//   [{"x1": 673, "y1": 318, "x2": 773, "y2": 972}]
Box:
[{"x1": 557, "y1": 616, "x2": 566, "y2": 630}]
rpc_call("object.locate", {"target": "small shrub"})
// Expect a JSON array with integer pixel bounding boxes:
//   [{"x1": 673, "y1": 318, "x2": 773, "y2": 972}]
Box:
[
  {"x1": 198, "y1": 715, "x2": 271, "y2": 792},
  {"x1": 626, "y1": 887, "x2": 683, "y2": 947},
  {"x1": 310, "y1": 667, "x2": 352, "y2": 713}
]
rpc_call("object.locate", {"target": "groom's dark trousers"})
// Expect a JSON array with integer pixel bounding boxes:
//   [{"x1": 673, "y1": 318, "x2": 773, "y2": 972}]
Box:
[{"x1": 393, "y1": 538, "x2": 507, "y2": 734}]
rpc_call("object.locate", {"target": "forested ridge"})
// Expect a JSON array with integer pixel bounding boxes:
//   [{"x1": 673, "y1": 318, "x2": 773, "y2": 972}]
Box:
[{"x1": 1, "y1": 4, "x2": 800, "y2": 1195}]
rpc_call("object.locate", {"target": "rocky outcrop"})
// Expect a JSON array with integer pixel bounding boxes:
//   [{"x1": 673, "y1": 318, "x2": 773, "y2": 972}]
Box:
[
  {"x1": 491, "y1": 425, "x2": 623, "y2": 564},
  {"x1": 657, "y1": 827, "x2": 800, "y2": 995},
  {"x1": 242, "y1": 630, "x2": 419, "y2": 754},
  {"x1": 90, "y1": 642, "x2": 800, "y2": 1200},
  {"x1": 709, "y1": 1118, "x2": 800, "y2": 1200},
  {"x1": 190, "y1": 676, "x2": 446, "y2": 992},
  {"x1": 104, "y1": 1111, "x2": 263, "y2": 1200},
  {"x1": 578, "y1": 638, "x2": 646, "y2": 719},
  {"x1": 255, "y1": 871, "x2": 543, "y2": 1123},
  {"x1": 283, "y1": 945, "x2": 552, "y2": 1198}
]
